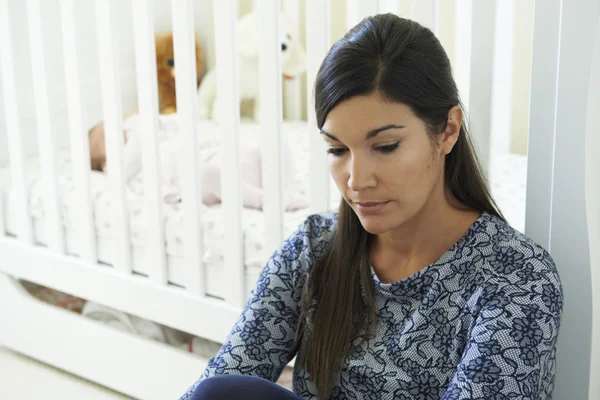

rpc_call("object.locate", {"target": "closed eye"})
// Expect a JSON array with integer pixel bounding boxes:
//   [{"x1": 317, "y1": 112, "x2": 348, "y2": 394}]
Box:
[
  {"x1": 326, "y1": 142, "x2": 400, "y2": 157},
  {"x1": 326, "y1": 147, "x2": 348, "y2": 156},
  {"x1": 376, "y1": 142, "x2": 400, "y2": 153}
]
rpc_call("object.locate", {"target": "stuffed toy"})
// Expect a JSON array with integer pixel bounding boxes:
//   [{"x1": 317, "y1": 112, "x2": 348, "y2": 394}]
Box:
[
  {"x1": 155, "y1": 32, "x2": 204, "y2": 114},
  {"x1": 197, "y1": 12, "x2": 306, "y2": 121},
  {"x1": 89, "y1": 32, "x2": 204, "y2": 171}
]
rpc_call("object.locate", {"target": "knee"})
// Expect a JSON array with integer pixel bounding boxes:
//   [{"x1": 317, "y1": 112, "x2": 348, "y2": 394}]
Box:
[
  {"x1": 187, "y1": 375, "x2": 244, "y2": 400},
  {"x1": 187, "y1": 374, "x2": 296, "y2": 400}
]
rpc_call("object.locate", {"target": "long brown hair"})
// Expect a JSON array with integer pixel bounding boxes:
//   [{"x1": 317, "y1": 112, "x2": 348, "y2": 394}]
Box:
[{"x1": 296, "y1": 14, "x2": 505, "y2": 398}]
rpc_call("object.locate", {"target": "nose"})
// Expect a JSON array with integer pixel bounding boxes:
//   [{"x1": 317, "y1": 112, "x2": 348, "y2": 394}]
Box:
[
  {"x1": 347, "y1": 155, "x2": 376, "y2": 192},
  {"x1": 281, "y1": 43, "x2": 287, "y2": 51}
]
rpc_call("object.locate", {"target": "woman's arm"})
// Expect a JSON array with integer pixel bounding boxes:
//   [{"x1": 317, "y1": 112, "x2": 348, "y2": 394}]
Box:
[
  {"x1": 180, "y1": 215, "x2": 334, "y2": 399},
  {"x1": 442, "y1": 259, "x2": 563, "y2": 400}
]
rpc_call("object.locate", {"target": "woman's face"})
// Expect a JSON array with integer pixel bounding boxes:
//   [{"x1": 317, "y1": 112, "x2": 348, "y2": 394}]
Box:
[{"x1": 321, "y1": 92, "x2": 458, "y2": 235}]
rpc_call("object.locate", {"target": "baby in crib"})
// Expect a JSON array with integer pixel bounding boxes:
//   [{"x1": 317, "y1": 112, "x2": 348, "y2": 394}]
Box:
[{"x1": 88, "y1": 112, "x2": 308, "y2": 211}]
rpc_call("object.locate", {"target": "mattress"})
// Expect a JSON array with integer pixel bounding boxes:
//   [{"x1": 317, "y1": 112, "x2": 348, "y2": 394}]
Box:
[{"x1": 0, "y1": 120, "x2": 341, "y2": 298}]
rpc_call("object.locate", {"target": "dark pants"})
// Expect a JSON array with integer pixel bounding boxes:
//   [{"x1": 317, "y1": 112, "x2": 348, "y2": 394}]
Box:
[{"x1": 189, "y1": 375, "x2": 303, "y2": 400}]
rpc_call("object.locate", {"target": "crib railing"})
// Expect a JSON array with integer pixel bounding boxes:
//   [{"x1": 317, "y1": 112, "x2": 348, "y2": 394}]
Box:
[
  {"x1": 171, "y1": 0, "x2": 206, "y2": 295},
  {"x1": 95, "y1": 0, "x2": 132, "y2": 275},
  {"x1": 61, "y1": 0, "x2": 97, "y2": 264},
  {"x1": 211, "y1": 0, "x2": 246, "y2": 306},
  {"x1": 1, "y1": 2, "x2": 598, "y2": 397},
  {"x1": 27, "y1": 0, "x2": 65, "y2": 254},
  {"x1": 132, "y1": 0, "x2": 168, "y2": 286},
  {"x1": 0, "y1": 0, "x2": 526, "y2": 312},
  {"x1": 0, "y1": 0, "x2": 33, "y2": 244},
  {"x1": 0, "y1": 0, "x2": 506, "y2": 306},
  {"x1": 305, "y1": 0, "x2": 331, "y2": 214},
  {"x1": 258, "y1": 1, "x2": 285, "y2": 257},
  {"x1": 0, "y1": 0, "x2": 518, "y2": 311}
]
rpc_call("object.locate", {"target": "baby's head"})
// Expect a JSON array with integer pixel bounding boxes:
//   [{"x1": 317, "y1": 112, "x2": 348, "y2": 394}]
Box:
[
  {"x1": 88, "y1": 110, "x2": 136, "y2": 171},
  {"x1": 88, "y1": 122, "x2": 107, "y2": 171}
]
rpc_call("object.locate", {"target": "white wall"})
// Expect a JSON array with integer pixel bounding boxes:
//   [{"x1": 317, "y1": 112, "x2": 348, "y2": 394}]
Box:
[
  {"x1": 586, "y1": 11, "x2": 600, "y2": 400},
  {"x1": 509, "y1": 0, "x2": 534, "y2": 156},
  {"x1": 528, "y1": 1, "x2": 600, "y2": 398}
]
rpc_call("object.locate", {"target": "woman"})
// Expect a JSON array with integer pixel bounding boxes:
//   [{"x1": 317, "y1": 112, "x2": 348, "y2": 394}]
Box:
[{"x1": 181, "y1": 14, "x2": 562, "y2": 400}]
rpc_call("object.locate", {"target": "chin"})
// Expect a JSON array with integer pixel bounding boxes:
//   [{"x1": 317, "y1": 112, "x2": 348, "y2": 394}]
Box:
[{"x1": 355, "y1": 214, "x2": 394, "y2": 235}]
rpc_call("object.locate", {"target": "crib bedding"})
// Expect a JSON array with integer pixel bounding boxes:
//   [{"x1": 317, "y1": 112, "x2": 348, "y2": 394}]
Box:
[{"x1": 0, "y1": 121, "x2": 340, "y2": 294}]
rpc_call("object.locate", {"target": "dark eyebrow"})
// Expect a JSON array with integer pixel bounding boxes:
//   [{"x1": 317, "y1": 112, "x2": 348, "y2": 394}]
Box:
[{"x1": 320, "y1": 124, "x2": 405, "y2": 142}]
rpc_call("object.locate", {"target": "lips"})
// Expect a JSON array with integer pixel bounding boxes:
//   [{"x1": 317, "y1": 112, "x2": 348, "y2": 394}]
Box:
[{"x1": 354, "y1": 201, "x2": 390, "y2": 213}]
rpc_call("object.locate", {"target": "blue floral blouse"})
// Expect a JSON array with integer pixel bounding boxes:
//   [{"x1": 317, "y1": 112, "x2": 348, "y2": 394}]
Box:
[{"x1": 181, "y1": 212, "x2": 563, "y2": 399}]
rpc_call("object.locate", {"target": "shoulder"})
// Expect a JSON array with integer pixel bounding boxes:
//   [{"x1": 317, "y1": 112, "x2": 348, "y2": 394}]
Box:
[
  {"x1": 265, "y1": 213, "x2": 338, "y2": 279},
  {"x1": 479, "y1": 214, "x2": 560, "y2": 281},
  {"x1": 472, "y1": 213, "x2": 563, "y2": 314},
  {"x1": 281, "y1": 213, "x2": 338, "y2": 266},
  {"x1": 255, "y1": 213, "x2": 337, "y2": 302},
  {"x1": 301, "y1": 213, "x2": 338, "y2": 241}
]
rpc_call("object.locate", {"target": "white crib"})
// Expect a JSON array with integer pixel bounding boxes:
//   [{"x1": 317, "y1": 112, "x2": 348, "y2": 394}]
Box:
[{"x1": 0, "y1": 0, "x2": 598, "y2": 399}]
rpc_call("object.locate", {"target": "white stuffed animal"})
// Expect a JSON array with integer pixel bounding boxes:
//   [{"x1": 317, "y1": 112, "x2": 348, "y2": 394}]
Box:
[{"x1": 197, "y1": 12, "x2": 306, "y2": 121}]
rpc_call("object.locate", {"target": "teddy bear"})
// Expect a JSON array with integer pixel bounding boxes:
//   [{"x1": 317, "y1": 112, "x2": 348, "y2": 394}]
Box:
[
  {"x1": 89, "y1": 32, "x2": 204, "y2": 171},
  {"x1": 197, "y1": 12, "x2": 306, "y2": 122},
  {"x1": 155, "y1": 32, "x2": 204, "y2": 114}
]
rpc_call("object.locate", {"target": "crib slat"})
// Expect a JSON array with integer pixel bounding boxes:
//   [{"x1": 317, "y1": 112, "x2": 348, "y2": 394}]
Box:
[
  {"x1": 0, "y1": 0, "x2": 34, "y2": 244},
  {"x1": 453, "y1": 0, "x2": 473, "y2": 110},
  {"x1": 26, "y1": 0, "x2": 65, "y2": 254},
  {"x1": 411, "y1": 0, "x2": 438, "y2": 33},
  {"x1": 95, "y1": 0, "x2": 132, "y2": 274},
  {"x1": 526, "y1": 0, "x2": 561, "y2": 248},
  {"x1": 306, "y1": 0, "x2": 331, "y2": 214},
  {"x1": 59, "y1": 0, "x2": 97, "y2": 263},
  {"x1": 213, "y1": 0, "x2": 245, "y2": 306},
  {"x1": 171, "y1": 0, "x2": 205, "y2": 295},
  {"x1": 132, "y1": 0, "x2": 167, "y2": 285},
  {"x1": 0, "y1": 186, "x2": 4, "y2": 236},
  {"x1": 258, "y1": 0, "x2": 284, "y2": 251},
  {"x1": 346, "y1": 0, "x2": 378, "y2": 30},
  {"x1": 282, "y1": 0, "x2": 302, "y2": 121},
  {"x1": 436, "y1": 0, "x2": 456, "y2": 68},
  {"x1": 489, "y1": 0, "x2": 516, "y2": 157},
  {"x1": 467, "y1": 0, "x2": 496, "y2": 176}
]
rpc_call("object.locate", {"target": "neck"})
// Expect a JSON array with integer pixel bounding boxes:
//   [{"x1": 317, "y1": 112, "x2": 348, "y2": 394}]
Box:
[{"x1": 370, "y1": 186, "x2": 480, "y2": 282}]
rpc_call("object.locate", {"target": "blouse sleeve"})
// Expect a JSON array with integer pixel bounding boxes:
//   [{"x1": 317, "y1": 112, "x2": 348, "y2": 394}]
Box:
[
  {"x1": 179, "y1": 215, "x2": 334, "y2": 399},
  {"x1": 442, "y1": 258, "x2": 563, "y2": 400}
]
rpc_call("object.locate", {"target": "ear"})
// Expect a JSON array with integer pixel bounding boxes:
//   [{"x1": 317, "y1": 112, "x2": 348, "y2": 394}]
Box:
[{"x1": 440, "y1": 106, "x2": 462, "y2": 155}]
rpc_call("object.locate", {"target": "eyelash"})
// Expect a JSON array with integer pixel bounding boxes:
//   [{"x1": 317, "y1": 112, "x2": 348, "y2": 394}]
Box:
[{"x1": 326, "y1": 142, "x2": 400, "y2": 156}]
